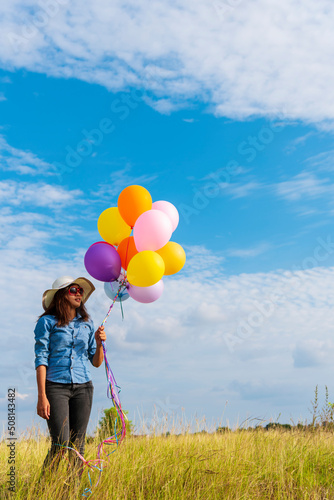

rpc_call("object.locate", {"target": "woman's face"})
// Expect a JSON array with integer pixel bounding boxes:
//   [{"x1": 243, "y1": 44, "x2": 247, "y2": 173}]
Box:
[{"x1": 65, "y1": 283, "x2": 83, "y2": 309}]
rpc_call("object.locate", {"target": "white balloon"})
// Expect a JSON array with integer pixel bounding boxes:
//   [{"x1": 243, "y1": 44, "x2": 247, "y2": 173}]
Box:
[
  {"x1": 104, "y1": 281, "x2": 129, "y2": 302},
  {"x1": 128, "y1": 280, "x2": 164, "y2": 303}
]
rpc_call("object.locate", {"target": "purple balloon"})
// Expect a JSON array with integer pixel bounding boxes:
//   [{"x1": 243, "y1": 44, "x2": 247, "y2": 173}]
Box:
[
  {"x1": 84, "y1": 241, "x2": 121, "y2": 282},
  {"x1": 128, "y1": 280, "x2": 164, "y2": 303}
]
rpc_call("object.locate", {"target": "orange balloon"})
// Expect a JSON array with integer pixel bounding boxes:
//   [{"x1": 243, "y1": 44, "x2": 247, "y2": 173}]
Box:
[
  {"x1": 118, "y1": 185, "x2": 152, "y2": 228},
  {"x1": 117, "y1": 236, "x2": 138, "y2": 270}
]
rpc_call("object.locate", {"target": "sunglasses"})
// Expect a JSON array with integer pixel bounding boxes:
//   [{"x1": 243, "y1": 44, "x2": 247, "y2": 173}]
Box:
[{"x1": 68, "y1": 286, "x2": 84, "y2": 296}]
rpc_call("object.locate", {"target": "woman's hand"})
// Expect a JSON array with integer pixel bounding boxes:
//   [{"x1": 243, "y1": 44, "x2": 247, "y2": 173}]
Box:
[
  {"x1": 93, "y1": 326, "x2": 106, "y2": 367},
  {"x1": 37, "y1": 394, "x2": 50, "y2": 420},
  {"x1": 95, "y1": 325, "x2": 106, "y2": 346}
]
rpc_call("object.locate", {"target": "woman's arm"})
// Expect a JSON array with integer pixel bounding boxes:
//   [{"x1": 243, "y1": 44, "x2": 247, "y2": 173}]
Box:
[
  {"x1": 92, "y1": 326, "x2": 106, "y2": 367},
  {"x1": 34, "y1": 316, "x2": 52, "y2": 419},
  {"x1": 34, "y1": 316, "x2": 52, "y2": 368},
  {"x1": 36, "y1": 365, "x2": 50, "y2": 420}
]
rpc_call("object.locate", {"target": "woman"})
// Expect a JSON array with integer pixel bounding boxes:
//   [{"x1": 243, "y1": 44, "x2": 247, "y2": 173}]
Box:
[{"x1": 34, "y1": 275, "x2": 106, "y2": 477}]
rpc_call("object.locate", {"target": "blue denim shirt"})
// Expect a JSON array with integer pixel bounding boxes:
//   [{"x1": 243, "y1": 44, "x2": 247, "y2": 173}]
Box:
[{"x1": 34, "y1": 312, "x2": 97, "y2": 384}]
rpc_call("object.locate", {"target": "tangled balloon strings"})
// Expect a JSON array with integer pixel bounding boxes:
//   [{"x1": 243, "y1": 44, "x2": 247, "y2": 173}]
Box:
[
  {"x1": 52, "y1": 443, "x2": 104, "y2": 497},
  {"x1": 99, "y1": 278, "x2": 128, "y2": 452},
  {"x1": 98, "y1": 341, "x2": 127, "y2": 453}
]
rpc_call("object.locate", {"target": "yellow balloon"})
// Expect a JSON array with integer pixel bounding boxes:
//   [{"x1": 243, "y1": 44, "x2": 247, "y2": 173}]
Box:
[
  {"x1": 127, "y1": 251, "x2": 165, "y2": 287},
  {"x1": 98, "y1": 207, "x2": 131, "y2": 246},
  {"x1": 156, "y1": 242, "x2": 186, "y2": 275}
]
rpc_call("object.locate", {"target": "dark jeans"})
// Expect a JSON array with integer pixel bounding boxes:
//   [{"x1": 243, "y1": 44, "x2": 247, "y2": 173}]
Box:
[{"x1": 42, "y1": 379, "x2": 94, "y2": 476}]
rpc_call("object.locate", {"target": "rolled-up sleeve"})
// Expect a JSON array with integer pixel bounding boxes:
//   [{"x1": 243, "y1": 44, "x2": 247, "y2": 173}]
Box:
[
  {"x1": 34, "y1": 316, "x2": 53, "y2": 369},
  {"x1": 87, "y1": 320, "x2": 97, "y2": 365}
]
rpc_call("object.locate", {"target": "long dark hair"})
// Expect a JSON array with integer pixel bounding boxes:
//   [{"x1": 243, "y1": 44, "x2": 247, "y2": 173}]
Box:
[{"x1": 38, "y1": 285, "x2": 90, "y2": 326}]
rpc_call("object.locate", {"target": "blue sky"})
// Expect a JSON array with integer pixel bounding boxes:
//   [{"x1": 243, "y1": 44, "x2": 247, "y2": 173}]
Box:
[{"x1": 1, "y1": 0, "x2": 334, "y2": 436}]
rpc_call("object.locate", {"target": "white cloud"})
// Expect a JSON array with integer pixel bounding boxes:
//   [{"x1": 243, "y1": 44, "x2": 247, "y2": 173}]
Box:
[
  {"x1": 16, "y1": 391, "x2": 30, "y2": 400},
  {"x1": 182, "y1": 244, "x2": 225, "y2": 277},
  {"x1": 207, "y1": 170, "x2": 334, "y2": 208},
  {"x1": 143, "y1": 96, "x2": 185, "y2": 115},
  {"x1": 275, "y1": 172, "x2": 334, "y2": 201},
  {"x1": 0, "y1": 76, "x2": 11, "y2": 83},
  {"x1": 292, "y1": 340, "x2": 325, "y2": 368},
  {"x1": 306, "y1": 149, "x2": 334, "y2": 173},
  {"x1": 0, "y1": 1, "x2": 333, "y2": 125},
  {"x1": 226, "y1": 242, "x2": 272, "y2": 258},
  {"x1": 0, "y1": 179, "x2": 84, "y2": 208},
  {"x1": 284, "y1": 132, "x2": 314, "y2": 154},
  {"x1": 95, "y1": 163, "x2": 158, "y2": 201},
  {"x1": 0, "y1": 135, "x2": 57, "y2": 176},
  {"x1": 218, "y1": 181, "x2": 262, "y2": 199}
]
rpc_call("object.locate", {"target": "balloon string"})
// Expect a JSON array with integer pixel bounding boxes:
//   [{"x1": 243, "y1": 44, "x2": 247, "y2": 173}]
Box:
[
  {"x1": 98, "y1": 279, "x2": 127, "y2": 461},
  {"x1": 98, "y1": 339, "x2": 127, "y2": 460},
  {"x1": 101, "y1": 280, "x2": 126, "y2": 327},
  {"x1": 119, "y1": 295, "x2": 124, "y2": 321},
  {"x1": 50, "y1": 443, "x2": 105, "y2": 496},
  {"x1": 124, "y1": 235, "x2": 131, "y2": 272}
]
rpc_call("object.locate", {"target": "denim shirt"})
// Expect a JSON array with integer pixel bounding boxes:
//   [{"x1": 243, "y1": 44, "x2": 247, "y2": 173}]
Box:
[{"x1": 34, "y1": 312, "x2": 97, "y2": 384}]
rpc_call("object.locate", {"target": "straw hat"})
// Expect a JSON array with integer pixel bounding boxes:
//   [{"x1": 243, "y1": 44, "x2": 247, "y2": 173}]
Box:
[{"x1": 42, "y1": 276, "x2": 95, "y2": 311}]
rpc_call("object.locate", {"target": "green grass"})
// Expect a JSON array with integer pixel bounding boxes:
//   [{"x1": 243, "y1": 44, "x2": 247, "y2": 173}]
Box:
[{"x1": 2, "y1": 426, "x2": 334, "y2": 499}]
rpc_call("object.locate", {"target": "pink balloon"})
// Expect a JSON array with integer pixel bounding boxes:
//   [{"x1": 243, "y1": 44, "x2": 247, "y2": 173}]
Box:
[
  {"x1": 152, "y1": 201, "x2": 179, "y2": 231},
  {"x1": 128, "y1": 280, "x2": 164, "y2": 303},
  {"x1": 133, "y1": 209, "x2": 173, "y2": 251}
]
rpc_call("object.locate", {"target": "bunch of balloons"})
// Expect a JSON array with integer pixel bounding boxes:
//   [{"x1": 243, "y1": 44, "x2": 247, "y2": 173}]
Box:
[{"x1": 84, "y1": 185, "x2": 186, "y2": 304}]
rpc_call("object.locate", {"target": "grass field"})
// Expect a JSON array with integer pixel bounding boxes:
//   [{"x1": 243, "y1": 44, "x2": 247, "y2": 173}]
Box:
[{"x1": 2, "y1": 424, "x2": 334, "y2": 500}]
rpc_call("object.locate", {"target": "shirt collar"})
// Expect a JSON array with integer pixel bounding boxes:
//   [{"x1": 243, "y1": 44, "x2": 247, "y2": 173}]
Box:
[{"x1": 74, "y1": 310, "x2": 82, "y2": 320}]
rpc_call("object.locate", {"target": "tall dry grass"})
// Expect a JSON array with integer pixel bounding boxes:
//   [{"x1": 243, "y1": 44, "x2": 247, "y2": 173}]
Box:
[{"x1": 2, "y1": 418, "x2": 334, "y2": 499}]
